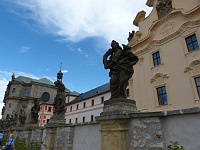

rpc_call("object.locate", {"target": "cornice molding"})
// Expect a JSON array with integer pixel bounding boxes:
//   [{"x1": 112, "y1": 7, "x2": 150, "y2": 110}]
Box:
[
  {"x1": 146, "y1": 0, "x2": 154, "y2": 7},
  {"x1": 184, "y1": 59, "x2": 200, "y2": 73},
  {"x1": 133, "y1": 10, "x2": 146, "y2": 26},
  {"x1": 134, "y1": 19, "x2": 200, "y2": 56},
  {"x1": 130, "y1": 5, "x2": 200, "y2": 54},
  {"x1": 151, "y1": 73, "x2": 169, "y2": 83}
]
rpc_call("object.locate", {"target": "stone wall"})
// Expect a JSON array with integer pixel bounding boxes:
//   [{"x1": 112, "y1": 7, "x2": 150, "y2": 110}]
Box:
[
  {"x1": 162, "y1": 108, "x2": 200, "y2": 150},
  {"x1": 1, "y1": 107, "x2": 200, "y2": 150},
  {"x1": 128, "y1": 117, "x2": 164, "y2": 150},
  {"x1": 72, "y1": 123, "x2": 101, "y2": 150},
  {"x1": 127, "y1": 107, "x2": 200, "y2": 150}
]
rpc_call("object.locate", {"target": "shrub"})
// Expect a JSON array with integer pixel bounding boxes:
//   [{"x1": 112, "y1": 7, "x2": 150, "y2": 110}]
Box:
[{"x1": 161, "y1": 141, "x2": 184, "y2": 150}]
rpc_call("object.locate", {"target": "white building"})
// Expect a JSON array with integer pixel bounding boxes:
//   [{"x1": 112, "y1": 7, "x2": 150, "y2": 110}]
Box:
[{"x1": 65, "y1": 83, "x2": 110, "y2": 124}]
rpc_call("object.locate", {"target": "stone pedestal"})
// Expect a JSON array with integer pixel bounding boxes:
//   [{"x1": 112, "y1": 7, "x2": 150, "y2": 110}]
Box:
[
  {"x1": 46, "y1": 114, "x2": 66, "y2": 127},
  {"x1": 43, "y1": 114, "x2": 66, "y2": 150},
  {"x1": 43, "y1": 127, "x2": 57, "y2": 150},
  {"x1": 96, "y1": 98, "x2": 138, "y2": 150}
]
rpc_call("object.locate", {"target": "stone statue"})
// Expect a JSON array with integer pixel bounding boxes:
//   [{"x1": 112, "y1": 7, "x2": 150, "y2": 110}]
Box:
[
  {"x1": 53, "y1": 80, "x2": 66, "y2": 115},
  {"x1": 4, "y1": 82, "x2": 11, "y2": 99},
  {"x1": 30, "y1": 99, "x2": 40, "y2": 124},
  {"x1": 13, "y1": 113, "x2": 18, "y2": 125},
  {"x1": 156, "y1": 0, "x2": 172, "y2": 19},
  {"x1": 54, "y1": 79, "x2": 65, "y2": 93},
  {"x1": 0, "y1": 120, "x2": 3, "y2": 129},
  {"x1": 103, "y1": 40, "x2": 139, "y2": 99},
  {"x1": 1, "y1": 106, "x2": 5, "y2": 116},
  {"x1": 19, "y1": 109, "x2": 26, "y2": 126},
  {"x1": 12, "y1": 73, "x2": 15, "y2": 81},
  {"x1": 127, "y1": 30, "x2": 135, "y2": 42},
  {"x1": 0, "y1": 120, "x2": 6, "y2": 129},
  {"x1": 5, "y1": 115, "x2": 11, "y2": 127}
]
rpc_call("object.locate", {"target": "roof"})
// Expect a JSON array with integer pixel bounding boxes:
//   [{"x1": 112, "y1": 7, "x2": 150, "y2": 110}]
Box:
[
  {"x1": 14, "y1": 76, "x2": 55, "y2": 86},
  {"x1": 41, "y1": 100, "x2": 54, "y2": 105},
  {"x1": 69, "y1": 91, "x2": 80, "y2": 96},
  {"x1": 67, "y1": 83, "x2": 110, "y2": 105},
  {"x1": 14, "y1": 76, "x2": 33, "y2": 83},
  {"x1": 32, "y1": 78, "x2": 55, "y2": 86}
]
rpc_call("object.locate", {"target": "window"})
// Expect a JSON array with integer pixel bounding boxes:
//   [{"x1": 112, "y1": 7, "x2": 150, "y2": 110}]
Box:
[
  {"x1": 43, "y1": 115, "x2": 46, "y2": 119},
  {"x1": 195, "y1": 77, "x2": 200, "y2": 98},
  {"x1": 83, "y1": 116, "x2": 85, "y2": 122},
  {"x1": 69, "y1": 119, "x2": 72, "y2": 124},
  {"x1": 91, "y1": 115, "x2": 94, "y2": 121},
  {"x1": 25, "y1": 89, "x2": 30, "y2": 96},
  {"x1": 48, "y1": 107, "x2": 52, "y2": 112},
  {"x1": 75, "y1": 118, "x2": 78, "y2": 123},
  {"x1": 12, "y1": 88, "x2": 16, "y2": 94},
  {"x1": 101, "y1": 97, "x2": 104, "y2": 104},
  {"x1": 126, "y1": 89, "x2": 130, "y2": 97},
  {"x1": 70, "y1": 106, "x2": 72, "y2": 112},
  {"x1": 91, "y1": 100, "x2": 94, "y2": 106},
  {"x1": 45, "y1": 106, "x2": 47, "y2": 110},
  {"x1": 41, "y1": 92, "x2": 50, "y2": 102},
  {"x1": 156, "y1": 86, "x2": 168, "y2": 105},
  {"x1": 76, "y1": 104, "x2": 79, "y2": 110},
  {"x1": 185, "y1": 34, "x2": 199, "y2": 52},
  {"x1": 83, "y1": 102, "x2": 86, "y2": 108},
  {"x1": 152, "y1": 51, "x2": 161, "y2": 66},
  {"x1": 43, "y1": 120, "x2": 46, "y2": 124}
]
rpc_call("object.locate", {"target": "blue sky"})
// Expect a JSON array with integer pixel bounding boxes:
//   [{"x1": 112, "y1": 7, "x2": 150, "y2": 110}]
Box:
[{"x1": 0, "y1": 0, "x2": 152, "y2": 116}]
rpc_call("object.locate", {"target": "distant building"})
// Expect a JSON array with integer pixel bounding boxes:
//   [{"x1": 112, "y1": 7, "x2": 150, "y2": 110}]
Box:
[
  {"x1": 128, "y1": 0, "x2": 200, "y2": 112},
  {"x1": 65, "y1": 83, "x2": 110, "y2": 124},
  {"x1": 64, "y1": 83, "x2": 131, "y2": 124},
  {"x1": 2, "y1": 74, "x2": 57, "y2": 124},
  {"x1": 38, "y1": 100, "x2": 54, "y2": 126},
  {"x1": 38, "y1": 91, "x2": 79, "y2": 126}
]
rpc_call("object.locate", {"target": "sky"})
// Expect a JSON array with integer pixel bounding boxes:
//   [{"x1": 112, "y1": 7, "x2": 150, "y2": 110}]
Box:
[{"x1": 0, "y1": 0, "x2": 152, "y2": 117}]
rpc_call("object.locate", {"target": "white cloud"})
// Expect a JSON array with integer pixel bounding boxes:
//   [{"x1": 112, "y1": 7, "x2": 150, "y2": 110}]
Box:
[
  {"x1": 77, "y1": 48, "x2": 83, "y2": 53},
  {"x1": 18, "y1": 46, "x2": 30, "y2": 53},
  {"x1": 62, "y1": 70, "x2": 68, "y2": 73},
  {"x1": 0, "y1": 78, "x2": 8, "y2": 119},
  {"x1": 8, "y1": 0, "x2": 152, "y2": 44},
  {"x1": 77, "y1": 47, "x2": 89, "y2": 58}
]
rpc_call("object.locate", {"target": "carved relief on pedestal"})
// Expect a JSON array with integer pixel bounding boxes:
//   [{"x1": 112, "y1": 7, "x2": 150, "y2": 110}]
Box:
[
  {"x1": 100, "y1": 119, "x2": 128, "y2": 150},
  {"x1": 160, "y1": 21, "x2": 175, "y2": 36}
]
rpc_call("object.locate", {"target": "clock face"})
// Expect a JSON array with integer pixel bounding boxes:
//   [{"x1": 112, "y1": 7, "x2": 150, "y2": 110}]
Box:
[{"x1": 41, "y1": 92, "x2": 50, "y2": 102}]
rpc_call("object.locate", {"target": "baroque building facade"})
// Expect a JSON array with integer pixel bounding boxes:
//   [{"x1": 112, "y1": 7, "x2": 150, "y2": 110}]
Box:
[
  {"x1": 2, "y1": 75, "x2": 57, "y2": 124},
  {"x1": 128, "y1": 0, "x2": 200, "y2": 112}
]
